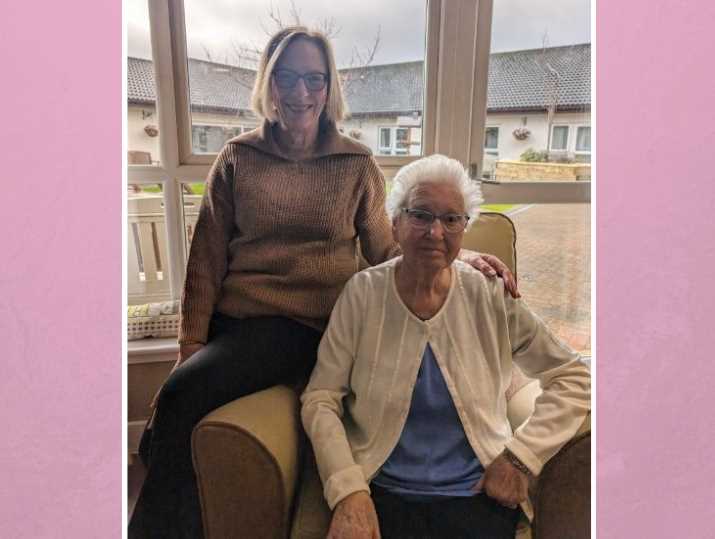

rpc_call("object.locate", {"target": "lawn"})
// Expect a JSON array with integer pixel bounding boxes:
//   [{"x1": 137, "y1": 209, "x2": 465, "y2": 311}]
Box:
[{"x1": 480, "y1": 204, "x2": 515, "y2": 213}]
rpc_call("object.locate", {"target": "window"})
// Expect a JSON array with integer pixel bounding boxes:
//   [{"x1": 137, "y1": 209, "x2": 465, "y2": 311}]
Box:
[
  {"x1": 181, "y1": 0, "x2": 427, "y2": 163},
  {"x1": 551, "y1": 126, "x2": 569, "y2": 151},
  {"x1": 379, "y1": 127, "x2": 392, "y2": 154},
  {"x1": 378, "y1": 126, "x2": 417, "y2": 156},
  {"x1": 126, "y1": 0, "x2": 590, "y2": 356},
  {"x1": 482, "y1": 1, "x2": 591, "y2": 355},
  {"x1": 190, "y1": 125, "x2": 249, "y2": 154},
  {"x1": 575, "y1": 126, "x2": 591, "y2": 152},
  {"x1": 127, "y1": 0, "x2": 160, "y2": 167},
  {"x1": 484, "y1": 127, "x2": 499, "y2": 155}
]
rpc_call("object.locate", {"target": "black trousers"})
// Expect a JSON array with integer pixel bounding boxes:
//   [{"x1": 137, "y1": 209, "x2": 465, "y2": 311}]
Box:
[
  {"x1": 372, "y1": 485, "x2": 520, "y2": 539},
  {"x1": 128, "y1": 315, "x2": 322, "y2": 539}
]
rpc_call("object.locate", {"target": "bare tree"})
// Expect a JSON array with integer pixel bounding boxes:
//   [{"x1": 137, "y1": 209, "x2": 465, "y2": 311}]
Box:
[
  {"x1": 340, "y1": 25, "x2": 381, "y2": 100},
  {"x1": 196, "y1": 1, "x2": 382, "y2": 120},
  {"x1": 540, "y1": 32, "x2": 559, "y2": 154}
]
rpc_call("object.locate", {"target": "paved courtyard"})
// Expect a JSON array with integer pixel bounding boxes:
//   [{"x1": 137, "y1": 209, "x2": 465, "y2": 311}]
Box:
[{"x1": 506, "y1": 203, "x2": 591, "y2": 356}]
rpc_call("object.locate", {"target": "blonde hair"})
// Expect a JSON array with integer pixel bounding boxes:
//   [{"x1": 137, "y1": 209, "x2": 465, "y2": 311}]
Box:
[
  {"x1": 386, "y1": 154, "x2": 484, "y2": 230},
  {"x1": 250, "y1": 26, "x2": 347, "y2": 124}
]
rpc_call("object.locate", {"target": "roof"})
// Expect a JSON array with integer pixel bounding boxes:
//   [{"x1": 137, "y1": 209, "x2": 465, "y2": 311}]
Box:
[
  {"x1": 127, "y1": 43, "x2": 590, "y2": 115},
  {"x1": 339, "y1": 61, "x2": 424, "y2": 115},
  {"x1": 486, "y1": 44, "x2": 590, "y2": 112},
  {"x1": 128, "y1": 57, "x2": 256, "y2": 113}
]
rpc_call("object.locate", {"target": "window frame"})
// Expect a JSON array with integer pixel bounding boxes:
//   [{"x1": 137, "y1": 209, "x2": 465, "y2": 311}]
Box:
[
  {"x1": 129, "y1": 0, "x2": 592, "y2": 304},
  {"x1": 484, "y1": 126, "x2": 499, "y2": 156},
  {"x1": 378, "y1": 126, "x2": 413, "y2": 156},
  {"x1": 550, "y1": 124, "x2": 570, "y2": 151},
  {"x1": 378, "y1": 126, "x2": 393, "y2": 155},
  {"x1": 575, "y1": 125, "x2": 591, "y2": 154}
]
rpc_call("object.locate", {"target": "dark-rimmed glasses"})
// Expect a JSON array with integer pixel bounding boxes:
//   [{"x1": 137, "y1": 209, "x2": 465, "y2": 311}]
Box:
[
  {"x1": 273, "y1": 69, "x2": 329, "y2": 91},
  {"x1": 401, "y1": 208, "x2": 470, "y2": 234}
]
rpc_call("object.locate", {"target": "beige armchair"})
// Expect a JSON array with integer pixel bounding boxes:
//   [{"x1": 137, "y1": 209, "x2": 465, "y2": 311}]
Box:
[{"x1": 191, "y1": 213, "x2": 591, "y2": 539}]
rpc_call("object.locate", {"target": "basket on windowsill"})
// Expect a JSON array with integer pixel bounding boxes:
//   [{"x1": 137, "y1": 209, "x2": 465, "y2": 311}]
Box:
[{"x1": 128, "y1": 300, "x2": 180, "y2": 340}]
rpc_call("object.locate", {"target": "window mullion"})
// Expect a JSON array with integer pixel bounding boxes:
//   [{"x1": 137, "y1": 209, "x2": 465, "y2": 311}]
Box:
[
  {"x1": 149, "y1": 0, "x2": 186, "y2": 300},
  {"x1": 430, "y1": 0, "x2": 489, "y2": 168},
  {"x1": 468, "y1": 0, "x2": 493, "y2": 178}
]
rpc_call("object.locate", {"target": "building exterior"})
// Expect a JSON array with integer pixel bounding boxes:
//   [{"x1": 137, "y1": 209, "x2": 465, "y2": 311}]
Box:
[{"x1": 128, "y1": 43, "x2": 590, "y2": 170}]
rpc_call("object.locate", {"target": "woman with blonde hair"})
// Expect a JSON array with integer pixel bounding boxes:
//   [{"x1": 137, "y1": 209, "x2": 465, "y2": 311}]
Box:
[{"x1": 129, "y1": 27, "x2": 516, "y2": 538}]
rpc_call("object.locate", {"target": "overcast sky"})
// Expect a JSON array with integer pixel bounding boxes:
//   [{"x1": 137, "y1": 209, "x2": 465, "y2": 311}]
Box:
[{"x1": 127, "y1": 0, "x2": 590, "y2": 66}]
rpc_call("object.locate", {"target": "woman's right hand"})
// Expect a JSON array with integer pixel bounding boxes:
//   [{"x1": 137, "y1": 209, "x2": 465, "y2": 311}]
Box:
[
  {"x1": 149, "y1": 342, "x2": 204, "y2": 410},
  {"x1": 327, "y1": 491, "x2": 381, "y2": 539}
]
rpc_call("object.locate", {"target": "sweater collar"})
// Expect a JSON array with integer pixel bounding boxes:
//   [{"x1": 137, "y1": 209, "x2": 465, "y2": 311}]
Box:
[{"x1": 230, "y1": 118, "x2": 371, "y2": 161}]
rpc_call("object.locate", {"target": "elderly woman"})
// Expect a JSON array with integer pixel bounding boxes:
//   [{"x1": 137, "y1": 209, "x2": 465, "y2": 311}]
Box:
[
  {"x1": 130, "y1": 28, "x2": 516, "y2": 538},
  {"x1": 301, "y1": 154, "x2": 591, "y2": 539}
]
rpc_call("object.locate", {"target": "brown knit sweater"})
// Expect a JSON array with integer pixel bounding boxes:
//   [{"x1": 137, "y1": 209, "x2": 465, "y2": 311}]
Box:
[{"x1": 179, "y1": 120, "x2": 399, "y2": 344}]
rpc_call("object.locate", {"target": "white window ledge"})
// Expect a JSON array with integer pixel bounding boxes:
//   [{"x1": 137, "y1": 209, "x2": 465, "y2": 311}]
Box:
[{"x1": 128, "y1": 337, "x2": 179, "y2": 364}]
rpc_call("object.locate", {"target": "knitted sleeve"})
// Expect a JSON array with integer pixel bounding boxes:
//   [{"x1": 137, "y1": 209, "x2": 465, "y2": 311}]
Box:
[
  {"x1": 355, "y1": 156, "x2": 401, "y2": 265},
  {"x1": 178, "y1": 145, "x2": 237, "y2": 344}
]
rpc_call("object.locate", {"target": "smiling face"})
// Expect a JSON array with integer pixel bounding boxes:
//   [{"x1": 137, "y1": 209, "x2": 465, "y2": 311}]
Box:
[
  {"x1": 393, "y1": 181, "x2": 466, "y2": 273},
  {"x1": 272, "y1": 37, "x2": 328, "y2": 133}
]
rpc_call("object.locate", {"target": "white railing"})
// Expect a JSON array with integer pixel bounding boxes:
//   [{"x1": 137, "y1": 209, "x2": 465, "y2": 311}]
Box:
[{"x1": 127, "y1": 194, "x2": 201, "y2": 305}]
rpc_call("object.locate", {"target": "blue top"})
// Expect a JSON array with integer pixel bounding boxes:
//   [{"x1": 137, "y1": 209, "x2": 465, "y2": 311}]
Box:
[{"x1": 372, "y1": 343, "x2": 484, "y2": 501}]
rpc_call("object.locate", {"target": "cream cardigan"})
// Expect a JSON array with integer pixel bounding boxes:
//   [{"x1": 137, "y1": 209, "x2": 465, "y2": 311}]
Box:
[{"x1": 301, "y1": 257, "x2": 591, "y2": 515}]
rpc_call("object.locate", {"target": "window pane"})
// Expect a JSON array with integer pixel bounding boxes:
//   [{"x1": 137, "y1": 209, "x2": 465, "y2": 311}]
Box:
[
  {"x1": 191, "y1": 125, "x2": 228, "y2": 154},
  {"x1": 480, "y1": 204, "x2": 591, "y2": 356},
  {"x1": 128, "y1": 187, "x2": 172, "y2": 305},
  {"x1": 183, "y1": 0, "x2": 427, "y2": 156},
  {"x1": 551, "y1": 126, "x2": 569, "y2": 150},
  {"x1": 483, "y1": 2, "x2": 591, "y2": 356},
  {"x1": 483, "y1": 2, "x2": 591, "y2": 173},
  {"x1": 576, "y1": 126, "x2": 591, "y2": 152},
  {"x1": 395, "y1": 128, "x2": 409, "y2": 155},
  {"x1": 485, "y1": 127, "x2": 499, "y2": 149},
  {"x1": 379, "y1": 128, "x2": 391, "y2": 151},
  {"x1": 127, "y1": 0, "x2": 160, "y2": 166}
]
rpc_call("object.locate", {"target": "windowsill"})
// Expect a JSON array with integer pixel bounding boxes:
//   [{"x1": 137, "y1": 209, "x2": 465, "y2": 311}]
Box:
[{"x1": 128, "y1": 337, "x2": 178, "y2": 364}]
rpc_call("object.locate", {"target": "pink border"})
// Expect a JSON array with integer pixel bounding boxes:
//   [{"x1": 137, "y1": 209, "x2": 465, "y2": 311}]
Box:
[
  {"x1": 0, "y1": 0, "x2": 121, "y2": 536},
  {"x1": 596, "y1": 1, "x2": 715, "y2": 536}
]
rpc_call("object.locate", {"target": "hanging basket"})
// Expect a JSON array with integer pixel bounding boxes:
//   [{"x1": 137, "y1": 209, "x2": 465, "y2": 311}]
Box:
[
  {"x1": 512, "y1": 127, "x2": 530, "y2": 141},
  {"x1": 144, "y1": 124, "x2": 159, "y2": 137}
]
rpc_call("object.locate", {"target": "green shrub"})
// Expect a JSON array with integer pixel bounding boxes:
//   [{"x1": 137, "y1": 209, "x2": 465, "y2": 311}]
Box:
[{"x1": 520, "y1": 148, "x2": 549, "y2": 162}]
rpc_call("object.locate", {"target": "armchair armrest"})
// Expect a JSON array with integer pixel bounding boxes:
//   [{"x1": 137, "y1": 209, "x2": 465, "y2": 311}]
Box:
[
  {"x1": 192, "y1": 385, "x2": 301, "y2": 539},
  {"x1": 531, "y1": 417, "x2": 591, "y2": 538}
]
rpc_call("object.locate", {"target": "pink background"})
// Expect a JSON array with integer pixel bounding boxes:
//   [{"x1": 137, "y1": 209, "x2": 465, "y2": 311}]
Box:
[
  {"x1": 0, "y1": 1, "x2": 122, "y2": 536},
  {"x1": 1, "y1": 0, "x2": 714, "y2": 536},
  {"x1": 597, "y1": 1, "x2": 715, "y2": 537}
]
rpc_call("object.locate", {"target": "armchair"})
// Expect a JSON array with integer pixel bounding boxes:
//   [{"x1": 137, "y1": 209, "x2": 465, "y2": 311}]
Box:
[{"x1": 191, "y1": 212, "x2": 591, "y2": 539}]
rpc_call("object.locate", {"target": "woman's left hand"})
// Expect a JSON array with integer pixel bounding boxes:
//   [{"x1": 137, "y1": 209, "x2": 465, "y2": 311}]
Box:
[
  {"x1": 459, "y1": 249, "x2": 520, "y2": 298},
  {"x1": 474, "y1": 454, "x2": 528, "y2": 508}
]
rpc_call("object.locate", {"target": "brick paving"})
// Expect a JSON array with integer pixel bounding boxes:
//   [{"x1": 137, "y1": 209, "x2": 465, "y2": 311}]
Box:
[{"x1": 507, "y1": 204, "x2": 591, "y2": 356}]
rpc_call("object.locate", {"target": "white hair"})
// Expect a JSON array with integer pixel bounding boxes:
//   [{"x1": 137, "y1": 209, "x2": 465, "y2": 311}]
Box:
[{"x1": 386, "y1": 154, "x2": 484, "y2": 230}]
